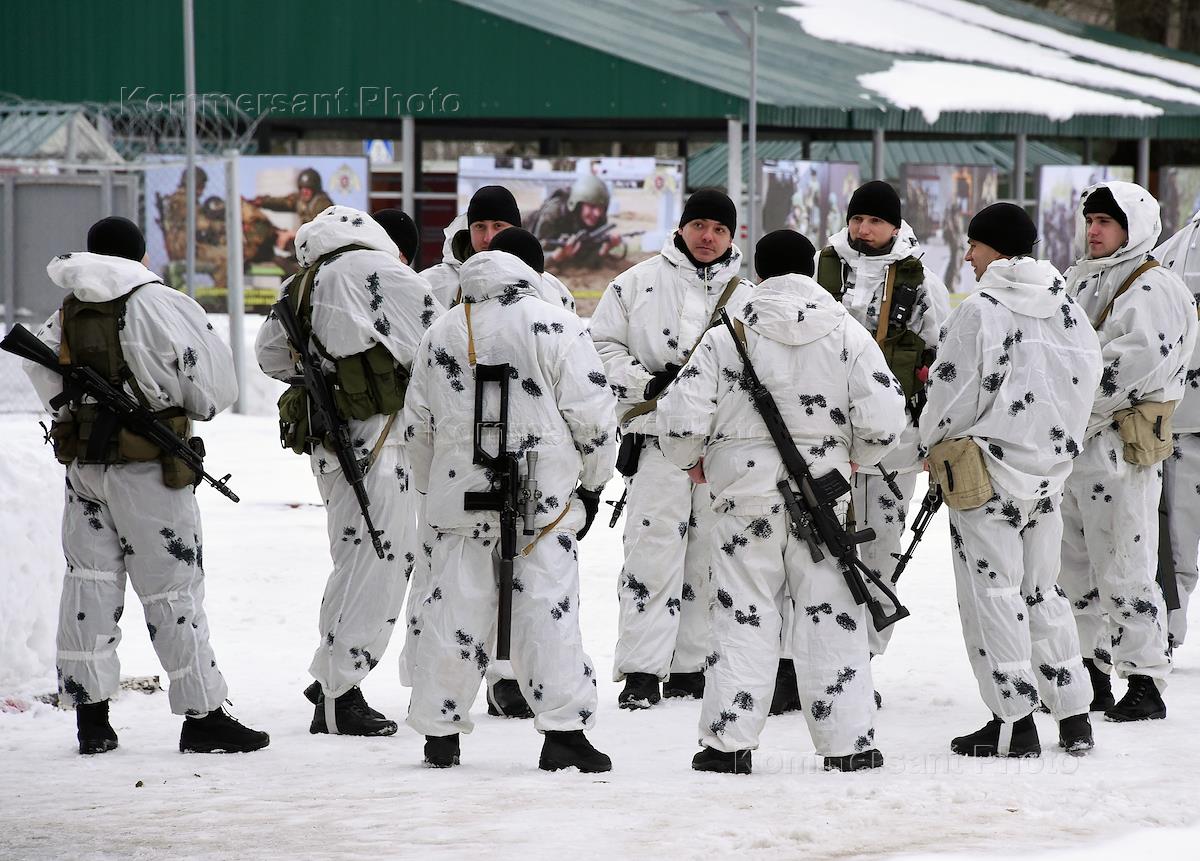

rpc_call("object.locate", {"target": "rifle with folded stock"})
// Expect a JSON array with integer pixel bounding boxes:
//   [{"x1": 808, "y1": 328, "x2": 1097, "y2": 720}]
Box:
[
  {"x1": 890, "y1": 483, "x2": 943, "y2": 585},
  {"x1": 718, "y1": 309, "x2": 909, "y2": 631},
  {"x1": 1, "y1": 323, "x2": 239, "y2": 502}
]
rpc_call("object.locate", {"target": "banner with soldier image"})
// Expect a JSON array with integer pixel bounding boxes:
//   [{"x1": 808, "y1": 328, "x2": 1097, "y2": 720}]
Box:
[
  {"x1": 901, "y1": 164, "x2": 999, "y2": 300},
  {"x1": 1036, "y1": 165, "x2": 1134, "y2": 274},
  {"x1": 457, "y1": 156, "x2": 684, "y2": 314},
  {"x1": 1158, "y1": 166, "x2": 1200, "y2": 240},
  {"x1": 144, "y1": 155, "x2": 369, "y2": 312},
  {"x1": 759, "y1": 160, "x2": 861, "y2": 250}
]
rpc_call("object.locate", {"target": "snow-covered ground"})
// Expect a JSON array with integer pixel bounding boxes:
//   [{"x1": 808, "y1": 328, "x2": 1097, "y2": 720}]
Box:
[{"x1": 3, "y1": 408, "x2": 1200, "y2": 860}]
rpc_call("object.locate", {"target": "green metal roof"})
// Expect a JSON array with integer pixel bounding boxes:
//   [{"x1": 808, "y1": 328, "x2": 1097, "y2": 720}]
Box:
[
  {"x1": 687, "y1": 138, "x2": 1083, "y2": 189},
  {"x1": 3, "y1": 0, "x2": 1200, "y2": 139}
]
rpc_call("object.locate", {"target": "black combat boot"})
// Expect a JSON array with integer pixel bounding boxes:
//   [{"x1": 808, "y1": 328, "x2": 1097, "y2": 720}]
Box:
[
  {"x1": 539, "y1": 730, "x2": 612, "y2": 773},
  {"x1": 306, "y1": 683, "x2": 397, "y2": 736},
  {"x1": 663, "y1": 671, "x2": 705, "y2": 700},
  {"x1": 486, "y1": 679, "x2": 534, "y2": 718},
  {"x1": 618, "y1": 672, "x2": 661, "y2": 710},
  {"x1": 769, "y1": 658, "x2": 802, "y2": 715},
  {"x1": 1084, "y1": 658, "x2": 1115, "y2": 712},
  {"x1": 692, "y1": 746, "x2": 752, "y2": 774},
  {"x1": 424, "y1": 734, "x2": 460, "y2": 768},
  {"x1": 950, "y1": 713, "x2": 1040, "y2": 757},
  {"x1": 1105, "y1": 675, "x2": 1166, "y2": 722},
  {"x1": 1058, "y1": 713, "x2": 1094, "y2": 755},
  {"x1": 76, "y1": 700, "x2": 118, "y2": 755},
  {"x1": 179, "y1": 707, "x2": 269, "y2": 753},
  {"x1": 824, "y1": 749, "x2": 885, "y2": 772}
]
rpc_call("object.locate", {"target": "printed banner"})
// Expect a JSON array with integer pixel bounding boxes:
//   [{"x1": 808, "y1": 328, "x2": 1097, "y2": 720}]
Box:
[
  {"x1": 759, "y1": 160, "x2": 862, "y2": 250},
  {"x1": 901, "y1": 164, "x2": 999, "y2": 299},
  {"x1": 1036, "y1": 165, "x2": 1134, "y2": 275}
]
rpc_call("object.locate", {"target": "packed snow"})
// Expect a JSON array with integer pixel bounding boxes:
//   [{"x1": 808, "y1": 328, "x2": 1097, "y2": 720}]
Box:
[{"x1": 3, "y1": 336, "x2": 1200, "y2": 859}]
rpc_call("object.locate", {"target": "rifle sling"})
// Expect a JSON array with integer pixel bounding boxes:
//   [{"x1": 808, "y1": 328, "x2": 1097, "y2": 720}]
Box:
[
  {"x1": 875, "y1": 264, "x2": 897, "y2": 345},
  {"x1": 1093, "y1": 259, "x2": 1159, "y2": 329},
  {"x1": 520, "y1": 501, "x2": 572, "y2": 557},
  {"x1": 619, "y1": 276, "x2": 744, "y2": 424}
]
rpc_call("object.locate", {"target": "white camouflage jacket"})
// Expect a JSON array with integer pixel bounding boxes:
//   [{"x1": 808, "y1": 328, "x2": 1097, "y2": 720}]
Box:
[
  {"x1": 920, "y1": 257, "x2": 1103, "y2": 500},
  {"x1": 27, "y1": 253, "x2": 235, "y2": 423},
  {"x1": 1153, "y1": 212, "x2": 1200, "y2": 433},
  {"x1": 656, "y1": 273, "x2": 907, "y2": 516},
  {"x1": 403, "y1": 251, "x2": 617, "y2": 533},
  {"x1": 589, "y1": 232, "x2": 754, "y2": 435},
  {"x1": 255, "y1": 205, "x2": 444, "y2": 474},
  {"x1": 1064, "y1": 181, "x2": 1198, "y2": 439}
]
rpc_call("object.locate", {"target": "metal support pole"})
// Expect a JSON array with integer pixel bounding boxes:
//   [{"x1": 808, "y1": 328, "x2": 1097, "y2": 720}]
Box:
[
  {"x1": 100, "y1": 171, "x2": 113, "y2": 216},
  {"x1": 1137, "y1": 136, "x2": 1151, "y2": 189},
  {"x1": 183, "y1": 0, "x2": 197, "y2": 298},
  {"x1": 3, "y1": 175, "x2": 14, "y2": 329},
  {"x1": 224, "y1": 150, "x2": 245, "y2": 414},
  {"x1": 1013, "y1": 133, "x2": 1027, "y2": 207},
  {"x1": 401, "y1": 114, "x2": 416, "y2": 218},
  {"x1": 872, "y1": 128, "x2": 886, "y2": 181},
  {"x1": 1083, "y1": 137, "x2": 1094, "y2": 164},
  {"x1": 748, "y1": 5, "x2": 758, "y2": 258},
  {"x1": 726, "y1": 117, "x2": 743, "y2": 227}
]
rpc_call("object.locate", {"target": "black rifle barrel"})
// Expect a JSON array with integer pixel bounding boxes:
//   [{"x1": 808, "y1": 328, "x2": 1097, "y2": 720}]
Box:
[
  {"x1": 890, "y1": 484, "x2": 942, "y2": 585},
  {"x1": 271, "y1": 299, "x2": 385, "y2": 558},
  {"x1": 1, "y1": 323, "x2": 239, "y2": 503}
]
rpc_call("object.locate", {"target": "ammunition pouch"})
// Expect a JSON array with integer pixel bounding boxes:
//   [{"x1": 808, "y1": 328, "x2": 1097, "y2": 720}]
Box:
[
  {"x1": 1114, "y1": 401, "x2": 1176, "y2": 466},
  {"x1": 928, "y1": 438, "x2": 993, "y2": 511},
  {"x1": 49, "y1": 418, "x2": 79, "y2": 465},
  {"x1": 331, "y1": 342, "x2": 409, "y2": 421},
  {"x1": 880, "y1": 328, "x2": 926, "y2": 402},
  {"x1": 57, "y1": 405, "x2": 197, "y2": 489},
  {"x1": 278, "y1": 384, "x2": 316, "y2": 455}
]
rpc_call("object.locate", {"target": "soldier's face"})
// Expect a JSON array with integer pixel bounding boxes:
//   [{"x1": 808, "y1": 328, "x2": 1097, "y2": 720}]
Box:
[
  {"x1": 1085, "y1": 213, "x2": 1127, "y2": 259},
  {"x1": 300, "y1": 187, "x2": 314, "y2": 202},
  {"x1": 848, "y1": 215, "x2": 898, "y2": 249},
  {"x1": 680, "y1": 219, "x2": 732, "y2": 263},
  {"x1": 965, "y1": 239, "x2": 1003, "y2": 281},
  {"x1": 470, "y1": 220, "x2": 514, "y2": 253},
  {"x1": 580, "y1": 202, "x2": 604, "y2": 228}
]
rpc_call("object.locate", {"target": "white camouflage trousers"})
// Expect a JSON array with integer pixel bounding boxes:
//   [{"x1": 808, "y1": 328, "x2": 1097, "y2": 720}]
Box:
[
  {"x1": 852, "y1": 469, "x2": 918, "y2": 656},
  {"x1": 948, "y1": 485, "x2": 1090, "y2": 721},
  {"x1": 614, "y1": 438, "x2": 714, "y2": 680},
  {"x1": 1164, "y1": 434, "x2": 1200, "y2": 645},
  {"x1": 1059, "y1": 428, "x2": 1171, "y2": 683},
  {"x1": 57, "y1": 462, "x2": 227, "y2": 716},
  {"x1": 405, "y1": 503, "x2": 599, "y2": 736},
  {"x1": 310, "y1": 444, "x2": 417, "y2": 698},
  {"x1": 701, "y1": 509, "x2": 876, "y2": 757}
]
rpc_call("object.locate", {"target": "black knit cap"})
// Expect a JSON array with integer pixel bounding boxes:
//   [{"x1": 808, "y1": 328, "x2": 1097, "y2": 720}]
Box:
[
  {"x1": 967, "y1": 203, "x2": 1038, "y2": 257},
  {"x1": 467, "y1": 185, "x2": 521, "y2": 227},
  {"x1": 1082, "y1": 185, "x2": 1129, "y2": 232},
  {"x1": 755, "y1": 229, "x2": 816, "y2": 280},
  {"x1": 846, "y1": 180, "x2": 902, "y2": 228},
  {"x1": 489, "y1": 227, "x2": 545, "y2": 274},
  {"x1": 372, "y1": 208, "x2": 420, "y2": 266},
  {"x1": 679, "y1": 187, "x2": 738, "y2": 234},
  {"x1": 87, "y1": 216, "x2": 146, "y2": 262}
]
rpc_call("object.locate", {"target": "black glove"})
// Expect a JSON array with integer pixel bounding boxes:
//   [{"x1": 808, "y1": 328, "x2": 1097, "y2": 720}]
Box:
[
  {"x1": 643, "y1": 363, "x2": 681, "y2": 400},
  {"x1": 575, "y1": 486, "x2": 603, "y2": 540}
]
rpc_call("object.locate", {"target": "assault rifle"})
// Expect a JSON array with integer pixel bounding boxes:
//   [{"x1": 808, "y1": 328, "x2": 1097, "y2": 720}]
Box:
[
  {"x1": 890, "y1": 483, "x2": 943, "y2": 585},
  {"x1": 2, "y1": 323, "x2": 239, "y2": 501},
  {"x1": 544, "y1": 222, "x2": 645, "y2": 257},
  {"x1": 607, "y1": 431, "x2": 646, "y2": 528},
  {"x1": 463, "y1": 362, "x2": 540, "y2": 660},
  {"x1": 718, "y1": 309, "x2": 909, "y2": 631},
  {"x1": 272, "y1": 297, "x2": 386, "y2": 559}
]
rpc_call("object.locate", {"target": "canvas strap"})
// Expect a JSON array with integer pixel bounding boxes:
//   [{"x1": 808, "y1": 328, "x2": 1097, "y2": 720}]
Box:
[{"x1": 1093, "y1": 259, "x2": 1159, "y2": 328}]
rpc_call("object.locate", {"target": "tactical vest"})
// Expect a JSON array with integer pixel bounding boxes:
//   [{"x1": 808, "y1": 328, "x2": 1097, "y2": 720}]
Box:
[
  {"x1": 816, "y1": 247, "x2": 928, "y2": 401},
  {"x1": 277, "y1": 245, "x2": 410, "y2": 455},
  {"x1": 52, "y1": 283, "x2": 197, "y2": 488}
]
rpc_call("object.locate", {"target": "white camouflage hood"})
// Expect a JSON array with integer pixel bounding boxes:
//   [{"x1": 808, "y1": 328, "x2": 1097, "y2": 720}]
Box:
[
  {"x1": 457, "y1": 250, "x2": 543, "y2": 304},
  {"x1": 295, "y1": 205, "x2": 399, "y2": 267},
  {"x1": 977, "y1": 257, "x2": 1065, "y2": 319},
  {"x1": 828, "y1": 219, "x2": 923, "y2": 266},
  {"x1": 1067, "y1": 180, "x2": 1162, "y2": 287},
  {"x1": 440, "y1": 213, "x2": 470, "y2": 267},
  {"x1": 46, "y1": 252, "x2": 161, "y2": 302},
  {"x1": 736, "y1": 273, "x2": 846, "y2": 345}
]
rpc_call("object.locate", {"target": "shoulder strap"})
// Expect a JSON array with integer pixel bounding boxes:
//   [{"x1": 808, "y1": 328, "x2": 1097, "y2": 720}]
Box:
[
  {"x1": 464, "y1": 302, "x2": 478, "y2": 368},
  {"x1": 289, "y1": 243, "x2": 371, "y2": 359},
  {"x1": 875, "y1": 264, "x2": 897, "y2": 345},
  {"x1": 1093, "y1": 259, "x2": 1159, "y2": 329}
]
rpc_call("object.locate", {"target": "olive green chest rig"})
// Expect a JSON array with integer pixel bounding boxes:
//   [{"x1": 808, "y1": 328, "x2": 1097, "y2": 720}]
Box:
[
  {"x1": 277, "y1": 245, "x2": 409, "y2": 455},
  {"x1": 816, "y1": 247, "x2": 928, "y2": 401}
]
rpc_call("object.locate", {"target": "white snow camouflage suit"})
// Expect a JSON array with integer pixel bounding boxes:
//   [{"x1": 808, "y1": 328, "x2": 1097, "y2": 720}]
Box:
[
  {"x1": 402, "y1": 250, "x2": 616, "y2": 736},
  {"x1": 920, "y1": 256, "x2": 1102, "y2": 721},
  {"x1": 657, "y1": 273, "x2": 907, "y2": 756},
  {"x1": 1061, "y1": 181, "x2": 1198, "y2": 686},
  {"x1": 24, "y1": 252, "x2": 238, "y2": 716},
  {"x1": 1153, "y1": 216, "x2": 1200, "y2": 646},
  {"x1": 255, "y1": 205, "x2": 444, "y2": 699},
  {"x1": 589, "y1": 232, "x2": 754, "y2": 682},
  {"x1": 821, "y1": 221, "x2": 951, "y2": 655}
]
